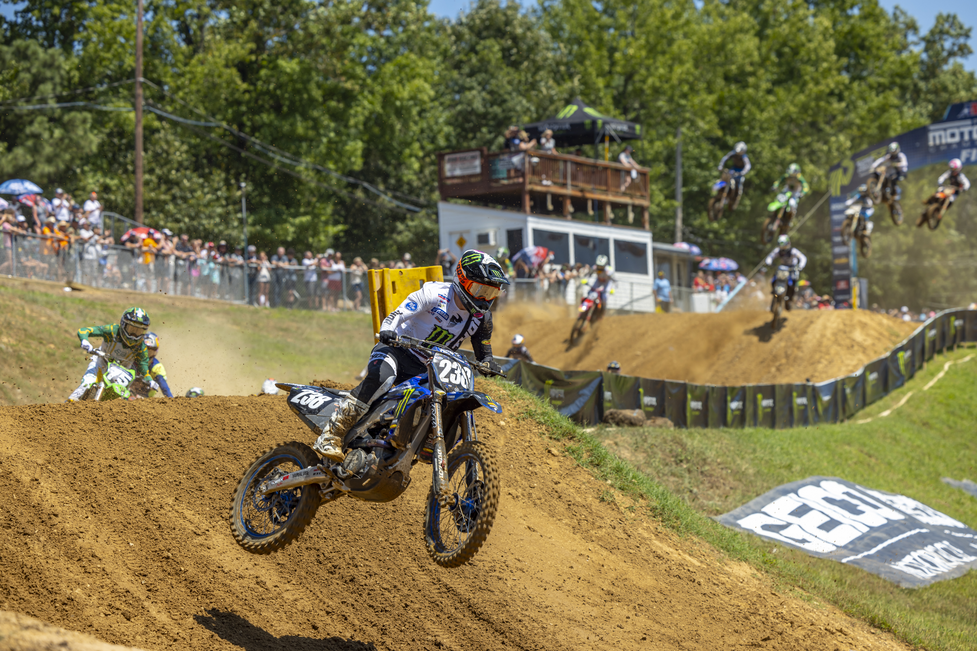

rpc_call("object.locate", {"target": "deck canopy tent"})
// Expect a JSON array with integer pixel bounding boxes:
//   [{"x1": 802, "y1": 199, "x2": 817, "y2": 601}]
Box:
[{"x1": 522, "y1": 98, "x2": 641, "y2": 155}]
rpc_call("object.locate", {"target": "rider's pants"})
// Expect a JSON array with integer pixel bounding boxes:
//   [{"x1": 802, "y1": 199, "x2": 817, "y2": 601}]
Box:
[
  {"x1": 68, "y1": 357, "x2": 106, "y2": 401},
  {"x1": 349, "y1": 345, "x2": 428, "y2": 408}
]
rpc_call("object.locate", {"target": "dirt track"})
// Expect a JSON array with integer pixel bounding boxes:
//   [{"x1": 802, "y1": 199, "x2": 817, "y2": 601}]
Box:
[
  {"x1": 495, "y1": 306, "x2": 918, "y2": 384},
  {"x1": 0, "y1": 393, "x2": 911, "y2": 650}
]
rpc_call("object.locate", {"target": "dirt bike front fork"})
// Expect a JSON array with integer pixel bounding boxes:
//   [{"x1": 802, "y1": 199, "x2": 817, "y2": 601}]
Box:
[{"x1": 429, "y1": 389, "x2": 452, "y2": 508}]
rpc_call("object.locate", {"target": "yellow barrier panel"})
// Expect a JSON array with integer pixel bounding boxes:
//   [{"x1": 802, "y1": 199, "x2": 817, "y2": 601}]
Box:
[{"x1": 368, "y1": 266, "x2": 444, "y2": 338}]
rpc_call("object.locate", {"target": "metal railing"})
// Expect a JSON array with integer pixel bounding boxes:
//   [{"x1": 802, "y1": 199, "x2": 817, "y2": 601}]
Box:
[{"x1": 1, "y1": 231, "x2": 370, "y2": 312}]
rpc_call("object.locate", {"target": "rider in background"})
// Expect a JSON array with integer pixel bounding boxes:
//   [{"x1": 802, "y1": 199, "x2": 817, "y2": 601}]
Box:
[
  {"x1": 763, "y1": 235, "x2": 807, "y2": 310},
  {"x1": 313, "y1": 250, "x2": 510, "y2": 462},
  {"x1": 68, "y1": 307, "x2": 158, "y2": 401},
  {"x1": 607, "y1": 361, "x2": 622, "y2": 374},
  {"x1": 936, "y1": 158, "x2": 971, "y2": 211},
  {"x1": 870, "y1": 142, "x2": 908, "y2": 200},
  {"x1": 511, "y1": 245, "x2": 551, "y2": 279},
  {"x1": 506, "y1": 334, "x2": 534, "y2": 363},
  {"x1": 718, "y1": 141, "x2": 751, "y2": 209},
  {"x1": 138, "y1": 332, "x2": 173, "y2": 398},
  {"x1": 580, "y1": 255, "x2": 615, "y2": 318},
  {"x1": 771, "y1": 163, "x2": 810, "y2": 220},
  {"x1": 845, "y1": 183, "x2": 876, "y2": 237}
]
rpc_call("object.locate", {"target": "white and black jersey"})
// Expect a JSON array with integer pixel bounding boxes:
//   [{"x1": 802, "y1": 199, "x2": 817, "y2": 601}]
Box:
[{"x1": 381, "y1": 281, "x2": 494, "y2": 361}]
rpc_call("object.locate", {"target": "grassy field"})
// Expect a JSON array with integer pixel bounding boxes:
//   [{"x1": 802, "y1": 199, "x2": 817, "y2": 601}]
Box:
[
  {"x1": 0, "y1": 277, "x2": 375, "y2": 404},
  {"x1": 547, "y1": 347, "x2": 977, "y2": 651},
  {"x1": 5, "y1": 276, "x2": 975, "y2": 649}
]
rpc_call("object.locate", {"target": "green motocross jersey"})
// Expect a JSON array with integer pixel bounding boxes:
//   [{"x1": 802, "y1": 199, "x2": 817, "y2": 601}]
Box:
[
  {"x1": 774, "y1": 173, "x2": 810, "y2": 196},
  {"x1": 77, "y1": 324, "x2": 151, "y2": 382}
]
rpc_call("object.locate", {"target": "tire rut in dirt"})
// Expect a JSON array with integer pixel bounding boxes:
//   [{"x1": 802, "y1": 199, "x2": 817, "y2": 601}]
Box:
[
  {"x1": 229, "y1": 441, "x2": 322, "y2": 554},
  {"x1": 424, "y1": 440, "x2": 500, "y2": 568}
]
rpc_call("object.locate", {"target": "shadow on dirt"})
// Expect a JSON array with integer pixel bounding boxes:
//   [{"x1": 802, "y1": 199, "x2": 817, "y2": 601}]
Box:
[
  {"x1": 195, "y1": 610, "x2": 377, "y2": 651},
  {"x1": 745, "y1": 318, "x2": 787, "y2": 343}
]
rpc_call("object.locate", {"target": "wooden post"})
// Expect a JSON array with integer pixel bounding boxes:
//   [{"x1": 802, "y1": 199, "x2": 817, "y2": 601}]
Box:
[
  {"x1": 603, "y1": 202, "x2": 612, "y2": 224},
  {"x1": 642, "y1": 206, "x2": 650, "y2": 230},
  {"x1": 563, "y1": 196, "x2": 572, "y2": 219}
]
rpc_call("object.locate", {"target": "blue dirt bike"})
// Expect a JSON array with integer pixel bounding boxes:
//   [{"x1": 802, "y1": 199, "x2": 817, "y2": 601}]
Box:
[{"x1": 229, "y1": 335, "x2": 506, "y2": 567}]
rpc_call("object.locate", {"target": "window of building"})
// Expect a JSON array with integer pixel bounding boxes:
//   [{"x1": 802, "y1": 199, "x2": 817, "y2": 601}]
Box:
[
  {"x1": 573, "y1": 235, "x2": 610, "y2": 267},
  {"x1": 531, "y1": 229, "x2": 570, "y2": 264},
  {"x1": 613, "y1": 239, "x2": 649, "y2": 275}
]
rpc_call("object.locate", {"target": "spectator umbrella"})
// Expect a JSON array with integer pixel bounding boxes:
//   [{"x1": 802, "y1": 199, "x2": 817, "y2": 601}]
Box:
[
  {"x1": 699, "y1": 257, "x2": 739, "y2": 271},
  {"x1": 672, "y1": 242, "x2": 702, "y2": 255},
  {"x1": 523, "y1": 98, "x2": 642, "y2": 148},
  {"x1": 0, "y1": 179, "x2": 43, "y2": 195}
]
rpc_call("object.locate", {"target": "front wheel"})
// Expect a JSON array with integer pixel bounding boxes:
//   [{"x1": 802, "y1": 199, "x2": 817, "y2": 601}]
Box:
[
  {"x1": 760, "y1": 215, "x2": 778, "y2": 245},
  {"x1": 840, "y1": 218, "x2": 854, "y2": 245},
  {"x1": 890, "y1": 201, "x2": 903, "y2": 226},
  {"x1": 770, "y1": 296, "x2": 783, "y2": 330},
  {"x1": 229, "y1": 442, "x2": 322, "y2": 554},
  {"x1": 707, "y1": 192, "x2": 726, "y2": 222},
  {"x1": 929, "y1": 203, "x2": 945, "y2": 231},
  {"x1": 423, "y1": 440, "x2": 500, "y2": 568},
  {"x1": 859, "y1": 235, "x2": 872, "y2": 258},
  {"x1": 569, "y1": 311, "x2": 589, "y2": 346}
]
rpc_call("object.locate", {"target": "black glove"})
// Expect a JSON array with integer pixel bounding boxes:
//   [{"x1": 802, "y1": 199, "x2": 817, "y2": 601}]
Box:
[
  {"x1": 480, "y1": 359, "x2": 502, "y2": 375},
  {"x1": 378, "y1": 330, "x2": 398, "y2": 345}
]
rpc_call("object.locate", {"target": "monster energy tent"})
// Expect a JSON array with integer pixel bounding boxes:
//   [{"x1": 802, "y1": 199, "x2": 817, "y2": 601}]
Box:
[
  {"x1": 717, "y1": 477, "x2": 977, "y2": 588},
  {"x1": 827, "y1": 100, "x2": 977, "y2": 305},
  {"x1": 522, "y1": 98, "x2": 642, "y2": 149}
]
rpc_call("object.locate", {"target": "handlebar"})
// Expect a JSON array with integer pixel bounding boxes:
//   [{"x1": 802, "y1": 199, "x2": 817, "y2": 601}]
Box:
[{"x1": 382, "y1": 334, "x2": 507, "y2": 378}]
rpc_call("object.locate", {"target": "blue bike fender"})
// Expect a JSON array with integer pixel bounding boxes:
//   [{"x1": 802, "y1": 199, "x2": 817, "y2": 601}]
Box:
[{"x1": 446, "y1": 391, "x2": 503, "y2": 414}]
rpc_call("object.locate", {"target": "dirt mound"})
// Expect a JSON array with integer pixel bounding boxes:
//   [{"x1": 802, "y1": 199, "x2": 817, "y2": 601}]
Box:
[
  {"x1": 495, "y1": 307, "x2": 918, "y2": 384},
  {"x1": 0, "y1": 610, "x2": 145, "y2": 650},
  {"x1": 0, "y1": 394, "x2": 910, "y2": 650}
]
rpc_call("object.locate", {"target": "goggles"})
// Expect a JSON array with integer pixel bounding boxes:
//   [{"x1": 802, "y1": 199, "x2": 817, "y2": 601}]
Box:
[
  {"x1": 123, "y1": 322, "x2": 149, "y2": 337},
  {"x1": 467, "y1": 281, "x2": 503, "y2": 301}
]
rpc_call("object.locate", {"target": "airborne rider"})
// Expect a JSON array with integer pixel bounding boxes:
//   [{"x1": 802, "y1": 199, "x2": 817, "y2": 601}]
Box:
[
  {"x1": 313, "y1": 250, "x2": 510, "y2": 462},
  {"x1": 717, "y1": 141, "x2": 752, "y2": 210},
  {"x1": 936, "y1": 158, "x2": 971, "y2": 211},
  {"x1": 870, "y1": 142, "x2": 909, "y2": 201},
  {"x1": 771, "y1": 163, "x2": 810, "y2": 223}
]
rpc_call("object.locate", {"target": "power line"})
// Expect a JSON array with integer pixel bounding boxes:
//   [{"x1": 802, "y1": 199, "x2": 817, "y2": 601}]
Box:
[{"x1": 3, "y1": 101, "x2": 133, "y2": 112}]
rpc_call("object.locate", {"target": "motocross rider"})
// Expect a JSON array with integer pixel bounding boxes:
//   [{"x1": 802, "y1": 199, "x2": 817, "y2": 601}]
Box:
[
  {"x1": 870, "y1": 142, "x2": 908, "y2": 201},
  {"x1": 935, "y1": 158, "x2": 971, "y2": 210},
  {"x1": 580, "y1": 255, "x2": 615, "y2": 318},
  {"x1": 511, "y1": 245, "x2": 552, "y2": 279},
  {"x1": 717, "y1": 141, "x2": 751, "y2": 209},
  {"x1": 313, "y1": 249, "x2": 510, "y2": 462},
  {"x1": 763, "y1": 235, "x2": 807, "y2": 310},
  {"x1": 134, "y1": 332, "x2": 173, "y2": 398},
  {"x1": 770, "y1": 163, "x2": 810, "y2": 222},
  {"x1": 845, "y1": 183, "x2": 876, "y2": 236},
  {"x1": 68, "y1": 307, "x2": 159, "y2": 401},
  {"x1": 506, "y1": 334, "x2": 534, "y2": 363}
]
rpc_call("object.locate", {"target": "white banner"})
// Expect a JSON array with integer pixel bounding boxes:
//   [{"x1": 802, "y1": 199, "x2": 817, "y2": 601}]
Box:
[{"x1": 444, "y1": 150, "x2": 481, "y2": 178}]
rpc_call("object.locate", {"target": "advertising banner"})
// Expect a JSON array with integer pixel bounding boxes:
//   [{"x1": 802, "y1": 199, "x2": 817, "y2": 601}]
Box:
[
  {"x1": 748, "y1": 385, "x2": 776, "y2": 429},
  {"x1": 887, "y1": 345, "x2": 908, "y2": 392},
  {"x1": 520, "y1": 364, "x2": 604, "y2": 425},
  {"x1": 813, "y1": 380, "x2": 840, "y2": 424},
  {"x1": 864, "y1": 358, "x2": 887, "y2": 405},
  {"x1": 603, "y1": 372, "x2": 640, "y2": 412},
  {"x1": 842, "y1": 370, "x2": 865, "y2": 420},
  {"x1": 639, "y1": 378, "x2": 666, "y2": 419},
  {"x1": 826, "y1": 100, "x2": 977, "y2": 306},
  {"x1": 665, "y1": 381, "x2": 687, "y2": 428},
  {"x1": 925, "y1": 321, "x2": 939, "y2": 362},
  {"x1": 708, "y1": 386, "x2": 726, "y2": 429},
  {"x1": 950, "y1": 313, "x2": 965, "y2": 348},
  {"x1": 966, "y1": 310, "x2": 977, "y2": 343},
  {"x1": 717, "y1": 476, "x2": 977, "y2": 587},
  {"x1": 773, "y1": 384, "x2": 793, "y2": 429},
  {"x1": 496, "y1": 357, "x2": 523, "y2": 386},
  {"x1": 726, "y1": 386, "x2": 746, "y2": 428},
  {"x1": 686, "y1": 384, "x2": 709, "y2": 428},
  {"x1": 912, "y1": 330, "x2": 926, "y2": 371},
  {"x1": 791, "y1": 384, "x2": 813, "y2": 427}
]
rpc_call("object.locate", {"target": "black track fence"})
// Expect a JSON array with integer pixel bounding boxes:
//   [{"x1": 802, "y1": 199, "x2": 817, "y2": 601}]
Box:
[{"x1": 467, "y1": 309, "x2": 976, "y2": 427}]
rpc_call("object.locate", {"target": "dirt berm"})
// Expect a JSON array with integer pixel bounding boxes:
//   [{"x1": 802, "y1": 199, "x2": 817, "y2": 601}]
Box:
[
  {"x1": 495, "y1": 307, "x2": 918, "y2": 384},
  {"x1": 0, "y1": 393, "x2": 910, "y2": 651}
]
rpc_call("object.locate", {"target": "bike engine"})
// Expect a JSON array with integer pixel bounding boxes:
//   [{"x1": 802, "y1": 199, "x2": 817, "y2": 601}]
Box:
[{"x1": 341, "y1": 448, "x2": 379, "y2": 480}]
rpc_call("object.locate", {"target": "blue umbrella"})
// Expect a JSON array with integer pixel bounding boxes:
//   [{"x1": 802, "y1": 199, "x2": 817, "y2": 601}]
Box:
[
  {"x1": 0, "y1": 179, "x2": 43, "y2": 195},
  {"x1": 699, "y1": 257, "x2": 739, "y2": 271}
]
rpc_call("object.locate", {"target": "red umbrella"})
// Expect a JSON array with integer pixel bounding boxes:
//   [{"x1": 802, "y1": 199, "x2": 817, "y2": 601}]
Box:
[{"x1": 120, "y1": 226, "x2": 161, "y2": 243}]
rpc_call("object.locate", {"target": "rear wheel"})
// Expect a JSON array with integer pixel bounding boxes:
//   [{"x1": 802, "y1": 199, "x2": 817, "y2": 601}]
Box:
[
  {"x1": 423, "y1": 440, "x2": 500, "y2": 568},
  {"x1": 230, "y1": 442, "x2": 322, "y2": 554}
]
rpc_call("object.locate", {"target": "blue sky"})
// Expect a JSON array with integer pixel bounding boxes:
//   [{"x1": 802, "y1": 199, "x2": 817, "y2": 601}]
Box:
[{"x1": 4, "y1": 0, "x2": 974, "y2": 71}]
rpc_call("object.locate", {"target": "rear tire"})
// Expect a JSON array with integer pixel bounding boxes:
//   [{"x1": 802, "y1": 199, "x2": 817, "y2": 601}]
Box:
[
  {"x1": 423, "y1": 440, "x2": 500, "y2": 568},
  {"x1": 230, "y1": 442, "x2": 322, "y2": 554}
]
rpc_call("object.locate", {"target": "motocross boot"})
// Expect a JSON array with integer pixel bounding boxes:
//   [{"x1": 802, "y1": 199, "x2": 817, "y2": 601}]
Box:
[{"x1": 313, "y1": 396, "x2": 369, "y2": 462}]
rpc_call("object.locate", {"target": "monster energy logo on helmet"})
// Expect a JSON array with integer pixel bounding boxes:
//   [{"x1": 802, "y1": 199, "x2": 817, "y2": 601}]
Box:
[{"x1": 461, "y1": 251, "x2": 484, "y2": 266}]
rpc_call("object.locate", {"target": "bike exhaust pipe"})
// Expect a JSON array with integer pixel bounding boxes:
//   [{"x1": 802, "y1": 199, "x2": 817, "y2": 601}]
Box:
[{"x1": 258, "y1": 465, "x2": 332, "y2": 496}]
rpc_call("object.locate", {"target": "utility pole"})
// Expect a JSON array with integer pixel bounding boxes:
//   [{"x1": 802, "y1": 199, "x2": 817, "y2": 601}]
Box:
[
  {"x1": 674, "y1": 126, "x2": 682, "y2": 243},
  {"x1": 240, "y1": 182, "x2": 248, "y2": 254},
  {"x1": 134, "y1": 0, "x2": 144, "y2": 224}
]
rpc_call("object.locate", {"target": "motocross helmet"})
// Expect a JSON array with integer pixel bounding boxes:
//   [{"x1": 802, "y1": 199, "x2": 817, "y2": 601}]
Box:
[
  {"x1": 858, "y1": 183, "x2": 868, "y2": 193},
  {"x1": 454, "y1": 249, "x2": 510, "y2": 313},
  {"x1": 496, "y1": 247, "x2": 509, "y2": 260},
  {"x1": 734, "y1": 141, "x2": 747, "y2": 154},
  {"x1": 949, "y1": 158, "x2": 962, "y2": 173},
  {"x1": 595, "y1": 254, "x2": 609, "y2": 272},
  {"x1": 607, "y1": 361, "x2": 621, "y2": 373},
  {"x1": 144, "y1": 331, "x2": 160, "y2": 353},
  {"x1": 186, "y1": 387, "x2": 204, "y2": 398},
  {"x1": 261, "y1": 378, "x2": 279, "y2": 395},
  {"x1": 512, "y1": 334, "x2": 524, "y2": 346},
  {"x1": 120, "y1": 307, "x2": 151, "y2": 346},
  {"x1": 787, "y1": 163, "x2": 801, "y2": 175},
  {"x1": 777, "y1": 234, "x2": 791, "y2": 251},
  {"x1": 888, "y1": 142, "x2": 900, "y2": 155}
]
